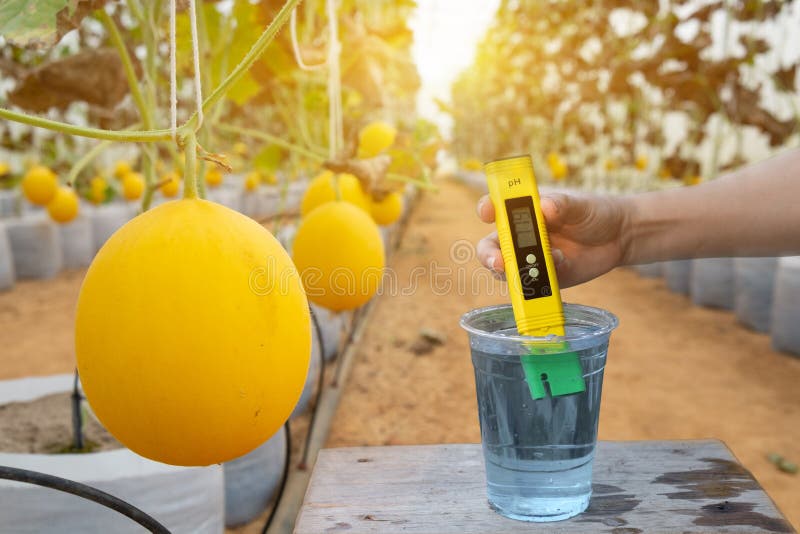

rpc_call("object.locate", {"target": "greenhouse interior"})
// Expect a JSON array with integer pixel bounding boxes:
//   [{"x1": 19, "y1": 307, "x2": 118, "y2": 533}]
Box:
[{"x1": 0, "y1": 1, "x2": 798, "y2": 533}]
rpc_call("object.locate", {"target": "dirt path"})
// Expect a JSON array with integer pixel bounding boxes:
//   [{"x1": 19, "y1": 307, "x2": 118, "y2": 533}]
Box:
[
  {"x1": 1, "y1": 179, "x2": 798, "y2": 527},
  {"x1": 327, "y1": 179, "x2": 800, "y2": 527}
]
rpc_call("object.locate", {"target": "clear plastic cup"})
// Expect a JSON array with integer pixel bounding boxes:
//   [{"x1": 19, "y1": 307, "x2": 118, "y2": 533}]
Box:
[{"x1": 460, "y1": 303, "x2": 618, "y2": 522}]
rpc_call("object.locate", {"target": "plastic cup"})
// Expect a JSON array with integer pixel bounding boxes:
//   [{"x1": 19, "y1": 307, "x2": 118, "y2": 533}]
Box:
[{"x1": 460, "y1": 303, "x2": 618, "y2": 522}]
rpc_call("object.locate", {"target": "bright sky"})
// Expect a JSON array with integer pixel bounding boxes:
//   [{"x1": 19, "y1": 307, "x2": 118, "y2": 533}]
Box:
[{"x1": 409, "y1": 0, "x2": 501, "y2": 136}]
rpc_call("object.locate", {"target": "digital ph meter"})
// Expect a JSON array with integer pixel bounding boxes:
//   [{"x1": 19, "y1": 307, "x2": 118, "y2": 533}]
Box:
[{"x1": 484, "y1": 155, "x2": 585, "y2": 399}]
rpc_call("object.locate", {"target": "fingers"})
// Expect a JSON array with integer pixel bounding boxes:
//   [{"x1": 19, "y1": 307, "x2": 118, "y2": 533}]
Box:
[
  {"x1": 476, "y1": 194, "x2": 495, "y2": 223},
  {"x1": 477, "y1": 231, "x2": 505, "y2": 274},
  {"x1": 550, "y1": 247, "x2": 574, "y2": 287},
  {"x1": 541, "y1": 192, "x2": 593, "y2": 231}
]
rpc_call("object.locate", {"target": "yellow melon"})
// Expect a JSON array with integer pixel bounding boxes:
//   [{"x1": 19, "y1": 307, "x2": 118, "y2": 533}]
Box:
[
  {"x1": 293, "y1": 201, "x2": 384, "y2": 311},
  {"x1": 47, "y1": 186, "x2": 80, "y2": 224},
  {"x1": 76, "y1": 199, "x2": 311, "y2": 465},
  {"x1": 300, "y1": 171, "x2": 369, "y2": 216},
  {"x1": 370, "y1": 192, "x2": 404, "y2": 226}
]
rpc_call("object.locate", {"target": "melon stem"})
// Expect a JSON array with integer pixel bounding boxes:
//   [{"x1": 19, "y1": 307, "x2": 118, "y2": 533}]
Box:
[{"x1": 184, "y1": 133, "x2": 199, "y2": 199}]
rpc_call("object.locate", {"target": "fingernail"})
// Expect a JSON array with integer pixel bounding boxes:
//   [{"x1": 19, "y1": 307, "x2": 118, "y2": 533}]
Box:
[
  {"x1": 488, "y1": 255, "x2": 496, "y2": 271},
  {"x1": 476, "y1": 198, "x2": 485, "y2": 217},
  {"x1": 552, "y1": 249, "x2": 564, "y2": 265}
]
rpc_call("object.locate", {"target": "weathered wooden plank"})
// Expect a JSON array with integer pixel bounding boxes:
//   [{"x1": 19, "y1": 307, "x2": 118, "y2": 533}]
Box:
[{"x1": 294, "y1": 440, "x2": 795, "y2": 534}]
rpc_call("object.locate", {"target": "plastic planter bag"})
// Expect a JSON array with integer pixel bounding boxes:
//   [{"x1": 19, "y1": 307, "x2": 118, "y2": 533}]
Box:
[
  {"x1": 458, "y1": 170, "x2": 488, "y2": 193},
  {"x1": 734, "y1": 257, "x2": 778, "y2": 332},
  {"x1": 0, "y1": 222, "x2": 15, "y2": 290},
  {"x1": 0, "y1": 190, "x2": 18, "y2": 218},
  {"x1": 770, "y1": 257, "x2": 800, "y2": 356},
  {"x1": 59, "y1": 215, "x2": 95, "y2": 269},
  {"x1": 664, "y1": 260, "x2": 692, "y2": 295},
  {"x1": 291, "y1": 323, "x2": 323, "y2": 419},
  {"x1": 310, "y1": 303, "x2": 346, "y2": 362},
  {"x1": 690, "y1": 258, "x2": 735, "y2": 310},
  {"x1": 89, "y1": 203, "x2": 134, "y2": 253},
  {"x1": 276, "y1": 223, "x2": 297, "y2": 254},
  {"x1": 207, "y1": 186, "x2": 242, "y2": 212},
  {"x1": 634, "y1": 262, "x2": 663, "y2": 278},
  {"x1": 5, "y1": 215, "x2": 63, "y2": 279},
  {"x1": 241, "y1": 191, "x2": 260, "y2": 219},
  {"x1": 258, "y1": 188, "x2": 281, "y2": 219},
  {"x1": 285, "y1": 181, "x2": 306, "y2": 213},
  {"x1": 223, "y1": 426, "x2": 287, "y2": 527}
]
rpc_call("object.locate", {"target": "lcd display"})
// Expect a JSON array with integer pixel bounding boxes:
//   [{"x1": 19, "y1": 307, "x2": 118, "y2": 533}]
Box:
[{"x1": 511, "y1": 207, "x2": 537, "y2": 248}]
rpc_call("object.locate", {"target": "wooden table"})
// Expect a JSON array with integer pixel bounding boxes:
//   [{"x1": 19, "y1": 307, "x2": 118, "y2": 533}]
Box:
[{"x1": 294, "y1": 440, "x2": 794, "y2": 533}]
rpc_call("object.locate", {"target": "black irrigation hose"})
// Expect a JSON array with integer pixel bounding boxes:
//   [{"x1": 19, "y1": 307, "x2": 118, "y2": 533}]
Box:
[
  {"x1": 299, "y1": 306, "x2": 327, "y2": 470},
  {"x1": 71, "y1": 369, "x2": 84, "y2": 451},
  {"x1": 0, "y1": 465, "x2": 171, "y2": 533},
  {"x1": 261, "y1": 419, "x2": 292, "y2": 534}
]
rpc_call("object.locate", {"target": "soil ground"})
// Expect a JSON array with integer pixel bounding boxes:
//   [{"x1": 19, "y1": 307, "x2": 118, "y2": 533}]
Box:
[{"x1": 0, "y1": 178, "x2": 798, "y2": 528}]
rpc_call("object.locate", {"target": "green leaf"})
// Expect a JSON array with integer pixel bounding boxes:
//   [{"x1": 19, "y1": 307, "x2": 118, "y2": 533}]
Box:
[
  {"x1": 0, "y1": 0, "x2": 71, "y2": 47},
  {"x1": 253, "y1": 144, "x2": 285, "y2": 173},
  {"x1": 226, "y1": 70, "x2": 261, "y2": 107}
]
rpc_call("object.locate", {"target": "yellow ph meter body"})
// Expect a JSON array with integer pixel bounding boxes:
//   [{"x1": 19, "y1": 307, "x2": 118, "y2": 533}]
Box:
[{"x1": 484, "y1": 155, "x2": 585, "y2": 399}]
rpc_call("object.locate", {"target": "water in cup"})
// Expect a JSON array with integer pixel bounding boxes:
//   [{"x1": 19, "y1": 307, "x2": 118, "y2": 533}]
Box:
[{"x1": 462, "y1": 305, "x2": 616, "y2": 522}]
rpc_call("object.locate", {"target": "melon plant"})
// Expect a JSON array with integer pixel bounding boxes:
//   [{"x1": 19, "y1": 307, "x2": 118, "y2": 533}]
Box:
[
  {"x1": 159, "y1": 171, "x2": 181, "y2": 198},
  {"x1": 205, "y1": 168, "x2": 224, "y2": 188},
  {"x1": 21, "y1": 165, "x2": 58, "y2": 206},
  {"x1": 121, "y1": 172, "x2": 145, "y2": 201},
  {"x1": 301, "y1": 170, "x2": 369, "y2": 216},
  {"x1": 0, "y1": 0, "x2": 435, "y2": 465},
  {"x1": 357, "y1": 121, "x2": 397, "y2": 159},
  {"x1": 47, "y1": 186, "x2": 80, "y2": 224},
  {"x1": 76, "y1": 197, "x2": 310, "y2": 465},
  {"x1": 244, "y1": 171, "x2": 261, "y2": 192},
  {"x1": 293, "y1": 201, "x2": 385, "y2": 311},
  {"x1": 370, "y1": 192, "x2": 403, "y2": 226},
  {"x1": 88, "y1": 176, "x2": 109, "y2": 204},
  {"x1": 462, "y1": 158, "x2": 483, "y2": 171},
  {"x1": 114, "y1": 161, "x2": 133, "y2": 180},
  {"x1": 547, "y1": 152, "x2": 567, "y2": 181},
  {"x1": 0, "y1": 0, "x2": 318, "y2": 466}
]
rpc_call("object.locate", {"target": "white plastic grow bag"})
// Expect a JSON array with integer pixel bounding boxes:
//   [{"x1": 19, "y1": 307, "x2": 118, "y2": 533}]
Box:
[
  {"x1": 0, "y1": 222, "x2": 15, "y2": 291},
  {"x1": 275, "y1": 222, "x2": 297, "y2": 254},
  {"x1": 206, "y1": 187, "x2": 242, "y2": 213},
  {"x1": 89, "y1": 203, "x2": 134, "y2": 253},
  {"x1": 457, "y1": 170, "x2": 488, "y2": 193},
  {"x1": 0, "y1": 375, "x2": 225, "y2": 534},
  {"x1": 634, "y1": 262, "x2": 662, "y2": 278},
  {"x1": 310, "y1": 303, "x2": 346, "y2": 362},
  {"x1": 734, "y1": 257, "x2": 778, "y2": 333},
  {"x1": 690, "y1": 257, "x2": 735, "y2": 310},
  {"x1": 257, "y1": 188, "x2": 281, "y2": 219},
  {"x1": 58, "y1": 215, "x2": 94, "y2": 269},
  {"x1": 284, "y1": 181, "x2": 307, "y2": 212},
  {"x1": 240, "y1": 191, "x2": 260, "y2": 219},
  {"x1": 0, "y1": 189, "x2": 18, "y2": 218},
  {"x1": 5, "y1": 215, "x2": 63, "y2": 279},
  {"x1": 664, "y1": 260, "x2": 692, "y2": 295},
  {"x1": 223, "y1": 426, "x2": 286, "y2": 527},
  {"x1": 770, "y1": 257, "x2": 800, "y2": 356},
  {"x1": 291, "y1": 321, "x2": 323, "y2": 419}
]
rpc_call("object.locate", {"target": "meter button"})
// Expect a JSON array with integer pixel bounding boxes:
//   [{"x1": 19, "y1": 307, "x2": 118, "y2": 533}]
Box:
[
  {"x1": 526, "y1": 254, "x2": 536, "y2": 265},
  {"x1": 528, "y1": 267, "x2": 539, "y2": 279}
]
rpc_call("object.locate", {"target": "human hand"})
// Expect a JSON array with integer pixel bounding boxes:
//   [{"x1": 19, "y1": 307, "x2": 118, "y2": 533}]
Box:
[{"x1": 476, "y1": 192, "x2": 631, "y2": 288}]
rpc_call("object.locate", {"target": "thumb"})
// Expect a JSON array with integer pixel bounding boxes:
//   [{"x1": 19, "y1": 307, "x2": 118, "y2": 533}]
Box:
[
  {"x1": 540, "y1": 192, "x2": 590, "y2": 231},
  {"x1": 540, "y1": 192, "x2": 570, "y2": 231}
]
